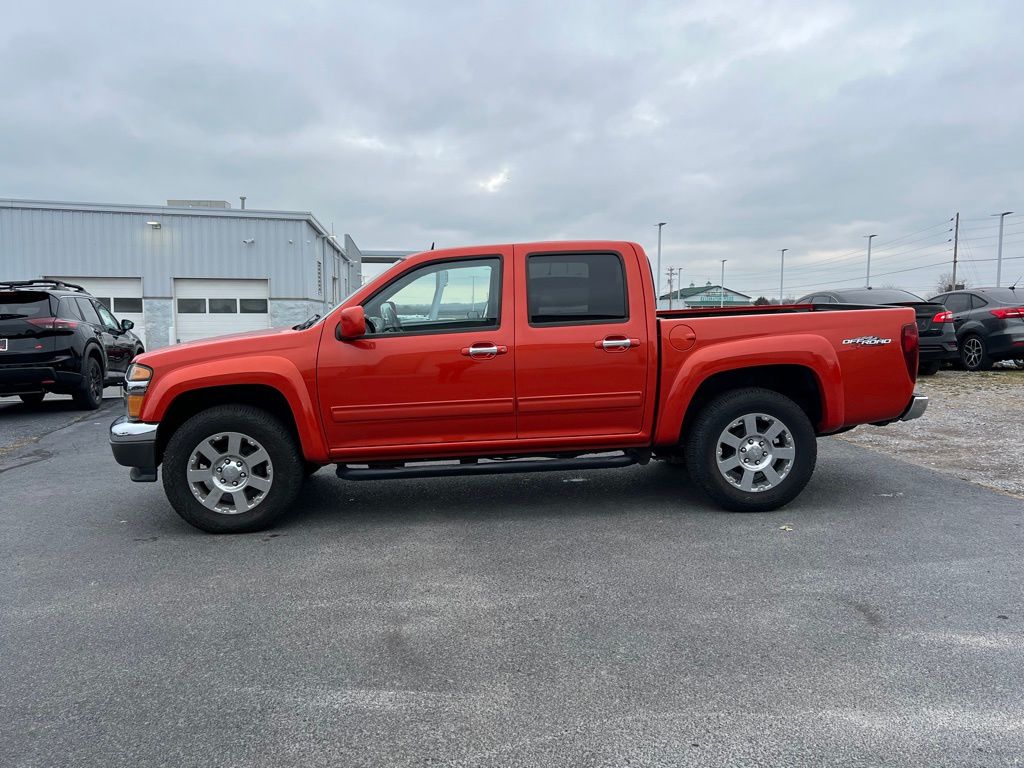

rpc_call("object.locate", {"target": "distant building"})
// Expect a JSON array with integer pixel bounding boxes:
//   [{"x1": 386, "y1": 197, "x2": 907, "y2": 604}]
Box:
[
  {"x1": 1, "y1": 197, "x2": 412, "y2": 349},
  {"x1": 658, "y1": 281, "x2": 752, "y2": 309}
]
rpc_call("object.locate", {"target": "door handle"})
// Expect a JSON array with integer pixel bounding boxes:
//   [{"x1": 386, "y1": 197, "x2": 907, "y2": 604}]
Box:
[
  {"x1": 595, "y1": 336, "x2": 640, "y2": 351},
  {"x1": 461, "y1": 343, "x2": 508, "y2": 359}
]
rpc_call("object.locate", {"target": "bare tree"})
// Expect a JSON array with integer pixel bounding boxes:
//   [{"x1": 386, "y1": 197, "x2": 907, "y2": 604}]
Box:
[{"x1": 935, "y1": 272, "x2": 966, "y2": 293}]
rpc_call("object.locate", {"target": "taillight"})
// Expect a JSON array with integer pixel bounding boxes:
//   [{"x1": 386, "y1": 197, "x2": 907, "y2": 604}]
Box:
[
  {"x1": 26, "y1": 317, "x2": 78, "y2": 330},
  {"x1": 989, "y1": 306, "x2": 1024, "y2": 320},
  {"x1": 901, "y1": 322, "x2": 919, "y2": 381},
  {"x1": 932, "y1": 310, "x2": 953, "y2": 324}
]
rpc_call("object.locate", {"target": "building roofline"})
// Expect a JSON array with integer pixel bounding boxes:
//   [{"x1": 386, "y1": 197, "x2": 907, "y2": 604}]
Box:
[{"x1": 0, "y1": 197, "x2": 348, "y2": 259}]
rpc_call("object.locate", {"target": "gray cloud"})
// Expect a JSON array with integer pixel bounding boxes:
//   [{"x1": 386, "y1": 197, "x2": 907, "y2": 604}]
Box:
[{"x1": 2, "y1": 0, "x2": 1023, "y2": 296}]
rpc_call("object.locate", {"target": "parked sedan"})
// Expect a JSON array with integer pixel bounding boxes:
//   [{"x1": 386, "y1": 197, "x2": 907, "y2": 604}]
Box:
[
  {"x1": 928, "y1": 287, "x2": 1024, "y2": 371},
  {"x1": 795, "y1": 288, "x2": 957, "y2": 375}
]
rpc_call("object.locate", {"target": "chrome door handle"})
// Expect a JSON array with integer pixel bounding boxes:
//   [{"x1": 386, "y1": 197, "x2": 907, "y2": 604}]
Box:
[
  {"x1": 461, "y1": 344, "x2": 508, "y2": 358},
  {"x1": 595, "y1": 337, "x2": 640, "y2": 351}
]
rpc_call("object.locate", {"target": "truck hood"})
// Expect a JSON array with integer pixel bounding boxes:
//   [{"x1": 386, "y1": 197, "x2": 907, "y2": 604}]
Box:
[{"x1": 136, "y1": 325, "x2": 306, "y2": 368}]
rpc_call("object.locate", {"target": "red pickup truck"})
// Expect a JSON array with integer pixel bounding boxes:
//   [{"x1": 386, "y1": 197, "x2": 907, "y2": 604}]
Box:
[{"x1": 110, "y1": 241, "x2": 927, "y2": 533}]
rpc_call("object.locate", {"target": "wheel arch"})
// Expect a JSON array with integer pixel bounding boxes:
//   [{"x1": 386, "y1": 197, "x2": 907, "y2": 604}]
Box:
[
  {"x1": 155, "y1": 384, "x2": 307, "y2": 466},
  {"x1": 677, "y1": 365, "x2": 824, "y2": 445}
]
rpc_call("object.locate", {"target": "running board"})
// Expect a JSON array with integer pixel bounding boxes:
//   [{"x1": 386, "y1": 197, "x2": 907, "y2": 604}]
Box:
[{"x1": 335, "y1": 451, "x2": 647, "y2": 481}]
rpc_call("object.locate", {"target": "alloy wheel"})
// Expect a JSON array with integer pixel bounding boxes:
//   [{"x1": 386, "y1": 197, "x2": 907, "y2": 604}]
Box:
[
  {"x1": 715, "y1": 413, "x2": 796, "y2": 493},
  {"x1": 962, "y1": 337, "x2": 983, "y2": 369},
  {"x1": 186, "y1": 432, "x2": 273, "y2": 514}
]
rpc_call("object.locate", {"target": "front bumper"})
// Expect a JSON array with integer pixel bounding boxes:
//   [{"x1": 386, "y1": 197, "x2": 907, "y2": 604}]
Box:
[
  {"x1": 110, "y1": 416, "x2": 159, "y2": 482},
  {"x1": 900, "y1": 393, "x2": 929, "y2": 422}
]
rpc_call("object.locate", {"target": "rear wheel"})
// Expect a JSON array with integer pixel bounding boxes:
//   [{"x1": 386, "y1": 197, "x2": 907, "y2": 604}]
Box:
[
  {"x1": 162, "y1": 405, "x2": 303, "y2": 533},
  {"x1": 685, "y1": 388, "x2": 817, "y2": 512},
  {"x1": 960, "y1": 334, "x2": 992, "y2": 372},
  {"x1": 72, "y1": 356, "x2": 104, "y2": 410},
  {"x1": 918, "y1": 361, "x2": 940, "y2": 376},
  {"x1": 19, "y1": 393, "x2": 45, "y2": 405}
]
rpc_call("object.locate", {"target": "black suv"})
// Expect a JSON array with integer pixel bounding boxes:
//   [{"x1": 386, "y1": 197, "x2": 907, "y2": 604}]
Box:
[
  {"x1": 928, "y1": 287, "x2": 1024, "y2": 371},
  {"x1": 0, "y1": 280, "x2": 144, "y2": 409},
  {"x1": 795, "y1": 287, "x2": 959, "y2": 375}
]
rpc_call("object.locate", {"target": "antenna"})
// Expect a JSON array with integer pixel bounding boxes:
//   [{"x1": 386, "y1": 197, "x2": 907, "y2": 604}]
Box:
[
  {"x1": 430, "y1": 242, "x2": 435, "y2": 251},
  {"x1": 1009, "y1": 274, "x2": 1022, "y2": 290}
]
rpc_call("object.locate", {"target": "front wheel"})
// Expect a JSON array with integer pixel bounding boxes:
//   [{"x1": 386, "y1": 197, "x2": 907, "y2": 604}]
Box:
[
  {"x1": 960, "y1": 334, "x2": 992, "y2": 372},
  {"x1": 162, "y1": 405, "x2": 304, "y2": 533},
  {"x1": 684, "y1": 388, "x2": 817, "y2": 512}
]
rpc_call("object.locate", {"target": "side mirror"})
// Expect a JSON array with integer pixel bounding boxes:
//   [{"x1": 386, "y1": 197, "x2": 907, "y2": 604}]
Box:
[
  {"x1": 337, "y1": 306, "x2": 366, "y2": 340},
  {"x1": 120, "y1": 319, "x2": 135, "y2": 331}
]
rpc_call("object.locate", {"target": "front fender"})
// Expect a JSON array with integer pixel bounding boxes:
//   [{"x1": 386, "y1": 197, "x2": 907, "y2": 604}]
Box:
[
  {"x1": 654, "y1": 334, "x2": 845, "y2": 446},
  {"x1": 140, "y1": 355, "x2": 328, "y2": 461}
]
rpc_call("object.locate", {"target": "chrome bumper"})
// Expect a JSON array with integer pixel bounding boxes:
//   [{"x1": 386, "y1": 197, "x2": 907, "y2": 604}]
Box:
[
  {"x1": 900, "y1": 393, "x2": 929, "y2": 422},
  {"x1": 109, "y1": 416, "x2": 159, "y2": 482}
]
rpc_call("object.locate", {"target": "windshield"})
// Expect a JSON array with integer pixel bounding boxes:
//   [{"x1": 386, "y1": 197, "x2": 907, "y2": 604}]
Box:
[{"x1": 838, "y1": 289, "x2": 925, "y2": 304}]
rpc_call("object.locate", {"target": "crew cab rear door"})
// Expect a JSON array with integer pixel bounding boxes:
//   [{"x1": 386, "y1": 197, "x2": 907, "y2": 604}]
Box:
[{"x1": 512, "y1": 245, "x2": 651, "y2": 439}]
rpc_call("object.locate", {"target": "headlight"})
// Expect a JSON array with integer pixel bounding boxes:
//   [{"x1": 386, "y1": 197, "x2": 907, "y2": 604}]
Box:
[{"x1": 124, "y1": 364, "x2": 153, "y2": 420}]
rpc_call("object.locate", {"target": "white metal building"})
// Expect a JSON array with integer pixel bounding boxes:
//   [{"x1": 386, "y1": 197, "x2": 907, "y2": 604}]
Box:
[{"x1": 0, "y1": 198, "x2": 366, "y2": 349}]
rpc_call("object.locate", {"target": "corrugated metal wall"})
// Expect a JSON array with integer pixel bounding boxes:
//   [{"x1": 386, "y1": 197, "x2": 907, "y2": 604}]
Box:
[{"x1": 0, "y1": 203, "x2": 352, "y2": 302}]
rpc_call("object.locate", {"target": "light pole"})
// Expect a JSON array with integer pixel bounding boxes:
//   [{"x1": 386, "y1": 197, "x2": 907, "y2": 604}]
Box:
[
  {"x1": 720, "y1": 259, "x2": 727, "y2": 307},
  {"x1": 779, "y1": 248, "x2": 788, "y2": 303},
  {"x1": 864, "y1": 234, "x2": 877, "y2": 287},
  {"x1": 655, "y1": 222, "x2": 667, "y2": 302},
  {"x1": 993, "y1": 211, "x2": 1013, "y2": 286}
]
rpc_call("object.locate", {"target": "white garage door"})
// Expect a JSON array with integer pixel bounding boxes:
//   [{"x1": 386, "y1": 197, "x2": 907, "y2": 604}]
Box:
[
  {"x1": 48, "y1": 276, "x2": 146, "y2": 348},
  {"x1": 174, "y1": 278, "x2": 270, "y2": 343}
]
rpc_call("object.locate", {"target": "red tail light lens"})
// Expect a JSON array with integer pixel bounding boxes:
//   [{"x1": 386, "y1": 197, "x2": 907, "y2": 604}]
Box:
[
  {"x1": 901, "y1": 322, "x2": 919, "y2": 381},
  {"x1": 932, "y1": 310, "x2": 953, "y2": 324},
  {"x1": 26, "y1": 317, "x2": 78, "y2": 330},
  {"x1": 989, "y1": 306, "x2": 1024, "y2": 320}
]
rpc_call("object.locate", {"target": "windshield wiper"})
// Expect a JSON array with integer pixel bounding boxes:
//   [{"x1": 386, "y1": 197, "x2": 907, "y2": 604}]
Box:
[{"x1": 292, "y1": 314, "x2": 321, "y2": 330}]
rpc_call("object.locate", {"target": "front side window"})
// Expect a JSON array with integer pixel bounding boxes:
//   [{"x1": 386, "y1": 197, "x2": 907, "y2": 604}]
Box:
[
  {"x1": 944, "y1": 293, "x2": 971, "y2": 314},
  {"x1": 363, "y1": 257, "x2": 501, "y2": 335},
  {"x1": 527, "y1": 252, "x2": 627, "y2": 324},
  {"x1": 96, "y1": 303, "x2": 120, "y2": 331}
]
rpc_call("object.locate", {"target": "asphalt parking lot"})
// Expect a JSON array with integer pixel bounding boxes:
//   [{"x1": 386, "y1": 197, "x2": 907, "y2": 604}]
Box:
[{"x1": 1, "y1": 396, "x2": 1022, "y2": 767}]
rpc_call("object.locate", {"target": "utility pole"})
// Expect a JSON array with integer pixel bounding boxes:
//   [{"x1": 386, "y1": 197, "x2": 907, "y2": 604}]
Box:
[
  {"x1": 665, "y1": 266, "x2": 677, "y2": 309},
  {"x1": 655, "y1": 223, "x2": 667, "y2": 301},
  {"x1": 951, "y1": 212, "x2": 960, "y2": 290},
  {"x1": 720, "y1": 260, "x2": 727, "y2": 307},
  {"x1": 864, "y1": 234, "x2": 877, "y2": 288},
  {"x1": 779, "y1": 248, "x2": 788, "y2": 303},
  {"x1": 993, "y1": 211, "x2": 1013, "y2": 287}
]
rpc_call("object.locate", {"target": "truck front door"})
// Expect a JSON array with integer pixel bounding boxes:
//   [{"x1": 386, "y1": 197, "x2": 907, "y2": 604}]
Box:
[
  {"x1": 512, "y1": 245, "x2": 652, "y2": 441},
  {"x1": 317, "y1": 249, "x2": 516, "y2": 455}
]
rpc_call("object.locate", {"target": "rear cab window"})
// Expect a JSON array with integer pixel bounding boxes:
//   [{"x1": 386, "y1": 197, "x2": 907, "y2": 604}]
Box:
[{"x1": 526, "y1": 252, "x2": 628, "y2": 325}]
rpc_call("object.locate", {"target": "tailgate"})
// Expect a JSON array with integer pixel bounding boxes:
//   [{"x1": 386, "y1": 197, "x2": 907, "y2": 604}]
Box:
[{"x1": 0, "y1": 292, "x2": 57, "y2": 363}]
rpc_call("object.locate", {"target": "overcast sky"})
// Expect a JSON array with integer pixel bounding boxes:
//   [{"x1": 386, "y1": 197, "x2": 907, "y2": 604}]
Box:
[{"x1": 3, "y1": 1, "x2": 1024, "y2": 297}]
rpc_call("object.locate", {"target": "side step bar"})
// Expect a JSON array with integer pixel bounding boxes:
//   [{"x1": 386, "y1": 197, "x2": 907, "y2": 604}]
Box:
[{"x1": 336, "y1": 451, "x2": 648, "y2": 482}]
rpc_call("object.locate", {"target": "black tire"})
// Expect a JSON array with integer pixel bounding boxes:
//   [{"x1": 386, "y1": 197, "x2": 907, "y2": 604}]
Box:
[
  {"x1": 959, "y1": 334, "x2": 992, "y2": 372},
  {"x1": 19, "y1": 393, "x2": 45, "y2": 405},
  {"x1": 162, "y1": 405, "x2": 304, "y2": 533},
  {"x1": 71, "y1": 355, "x2": 104, "y2": 410},
  {"x1": 918, "y1": 361, "x2": 940, "y2": 376},
  {"x1": 684, "y1": 387, "x2": 817, "y2": 513},
  {"x1": 304, "y1": 461, "x2": 322, "y2": 477}
]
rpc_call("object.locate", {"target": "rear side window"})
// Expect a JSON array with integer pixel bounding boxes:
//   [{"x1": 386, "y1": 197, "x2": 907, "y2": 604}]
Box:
[
  {"x1": 970, "y1": 294, "x2": 988, "y2": 309},
  {"x1": 59, "y1": 297, "x2": 85, "y2": 321},
  {"x1": 75, "y1": 297, "x2": 102, "y2": 324},
  {"x1": 944, "y1": 293, "x2": 971, "y2": 313},
  {"x1": 0, "y1": 292, "x2": 52, "y2": 319},
  {"x1": 527, "y1": 252, "x2": 627, "y2": 325}
]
